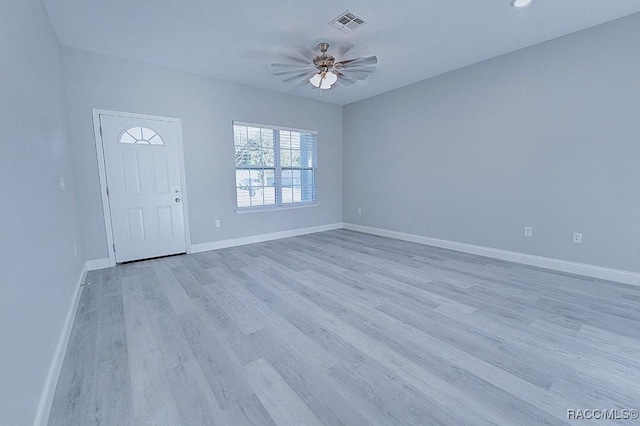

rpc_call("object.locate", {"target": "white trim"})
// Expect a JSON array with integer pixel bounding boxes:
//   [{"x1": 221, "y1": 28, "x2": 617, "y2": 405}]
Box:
[
  {"x1": 343, "y1": 223, "x2": 640, "y2": 286},
  {"x1": 190, "y1": 223, "x2": 342, "y2": 253},
  {"x1": 33, "y1": 262, "x2": 88, "y2": 426},
  {"x1": 232, "y1": 120, "x2": 318, "y2": 135},
  {"x1": 236, "y1": 202, "x2": 319, "y2": 214},
  {"x1": 92, "y1": 110, "x2": 115, "y2": 267},
  {"x1": 175, "y1": 118, "x2": 192, "y2": 254},
  {"x1": 86, "y1": 258, "x2": 112, "y2": 271},
  {"x1": 92, "y1": 109, "x2": 191, "y2": 267}
]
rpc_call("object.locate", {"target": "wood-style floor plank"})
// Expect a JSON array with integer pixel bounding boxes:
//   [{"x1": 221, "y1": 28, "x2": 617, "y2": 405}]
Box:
[
  {"x1": 243, "y1": 358, "x2": 324, "y2": 426},
  {"x1": 48, "y1": 280, "x2": 100, "y2": 426},
  {"x1": 50, "y1": 229, "x2": 640, "y2": 425}
]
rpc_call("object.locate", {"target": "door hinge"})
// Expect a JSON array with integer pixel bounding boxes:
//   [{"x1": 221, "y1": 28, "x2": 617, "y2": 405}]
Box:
[
  {"x1": 99, "y1": 125, "x2": 103, "y2": 137},
  {"x1": 106, "y1": 186, "x2": 109, "y2": 197},
  {"x1": 112, "y1": 243, "x2": 116, "y2": 252}
]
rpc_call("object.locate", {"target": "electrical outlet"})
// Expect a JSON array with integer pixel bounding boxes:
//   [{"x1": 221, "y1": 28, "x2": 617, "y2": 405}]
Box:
[
  {"x1": 524, "y1": 227, "x2": 532, "y2": 237},
  {"x1": 357, "y1": 208, "x2": 362, "y2": 215},
  {"x1": 572, "y1": 232, "x2": 582, "y2": 244},
  {"x1": 215, "y1": 219, "x2": 220, "y2": 228},
  {"x1": 59, "y1": 177, "x2": 65, "y2": 191}
]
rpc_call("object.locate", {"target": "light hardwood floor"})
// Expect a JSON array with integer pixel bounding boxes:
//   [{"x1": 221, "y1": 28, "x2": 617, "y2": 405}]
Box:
[{"x1": 49, "y1": 230, "x2": 640, "y2": 425}]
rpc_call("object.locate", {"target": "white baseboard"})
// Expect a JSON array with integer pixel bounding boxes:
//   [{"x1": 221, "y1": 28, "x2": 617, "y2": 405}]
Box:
[
  {"x1": 86, "y1": 257, "x2": 111, "y2": 271},
  {"x1": 33, "y1": 262, "x2": 88, "y2": 426},
  {"x1": 343, "y1": 223, "x2": 640, "y2": 286},
  {"x1": 90, "y1": 223, "x2": 344, "y2": 265},
  {"x1": 190, "y1": 223, "x2": 343, "y2": 253}
]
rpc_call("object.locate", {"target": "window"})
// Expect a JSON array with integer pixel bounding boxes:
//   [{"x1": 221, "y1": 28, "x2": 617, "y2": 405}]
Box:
[
  {"x1": 119, "y1": 126, "x2": 164, "y2": 145},
  {"x1": 233, "y1": 122, "x2": 317, "y2": 210}
]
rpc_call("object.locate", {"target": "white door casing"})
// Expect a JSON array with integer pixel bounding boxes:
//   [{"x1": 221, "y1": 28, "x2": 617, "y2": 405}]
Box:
[{"x1": 95, "y1": 111, "x2": 189, "y2": 264}]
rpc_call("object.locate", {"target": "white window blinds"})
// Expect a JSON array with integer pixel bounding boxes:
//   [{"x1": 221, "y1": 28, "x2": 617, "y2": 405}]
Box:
[{"x1": 233, "y1": 122, "x2": 318, "y2": 210}]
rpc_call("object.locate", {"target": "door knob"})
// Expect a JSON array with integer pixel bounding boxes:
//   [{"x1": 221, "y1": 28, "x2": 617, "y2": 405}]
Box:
[{"x1": 175, "y1": 197, "x2": 181, "y2": 203}]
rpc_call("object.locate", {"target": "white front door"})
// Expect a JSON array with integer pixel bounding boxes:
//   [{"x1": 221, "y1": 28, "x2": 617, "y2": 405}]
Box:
[{"x1": 99, "y1": 113, "x2": 187, "y2": 263}]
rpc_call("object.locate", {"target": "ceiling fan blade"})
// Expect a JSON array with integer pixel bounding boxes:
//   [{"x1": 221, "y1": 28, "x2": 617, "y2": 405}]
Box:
[
  {"x1": 297, "y1": 46, "x2": 316, "y2": 61},
  {"x1": 336, "y1": 70, "x2": 371, "y2": 81},
  {"x1": 274, "y1": 67, "x2": 315, "y2": 76},
  {"x1": 293, "y1": 72, "x2": 317, "y2": 87},
  {"x1": 271, "y1": 62, "x2": 310, "y2": 69},
  {"x1": 338, "y1": 63, "x2": 376, "y2": 71},
  {"x1": 338, "y1": 43, "x2": 355, "y2": 57},
  {"x1": 336, "y1": 55, "x2": 379, "y2": 68},
  {"x1": 281, "y1": 70, "x2": 315, "y2": 83},
  {"x1": 280, "y1": 54, "x2": 311, "y2": 65},
  {"x1": 277, "y1": 70, "x2": 316, "y2": 87},
  {"x1": 335, "y1": 75, "x2": 358, "y2": 87}
]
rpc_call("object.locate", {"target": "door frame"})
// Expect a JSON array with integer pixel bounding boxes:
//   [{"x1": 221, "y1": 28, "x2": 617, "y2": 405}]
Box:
[{"x1": 92, "y1": 108, "x2": 191, "y2": 267}]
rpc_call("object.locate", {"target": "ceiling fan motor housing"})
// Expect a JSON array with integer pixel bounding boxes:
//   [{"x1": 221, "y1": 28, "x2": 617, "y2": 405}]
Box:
[{"x1": 313, "y1": 43, "x2": 335, "y2": 72}]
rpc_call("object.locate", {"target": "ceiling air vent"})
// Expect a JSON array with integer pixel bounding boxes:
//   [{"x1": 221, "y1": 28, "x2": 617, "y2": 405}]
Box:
[{"x1": 329, "y1": 11, "x2": 367, "y2": 33}]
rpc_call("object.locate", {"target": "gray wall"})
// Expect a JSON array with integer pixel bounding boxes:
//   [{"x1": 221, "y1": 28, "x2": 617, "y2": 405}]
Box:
[
  {"x1": 0, "y1": 0, "x2": 85, "y2": 424},
  {"x1": 344, "y1": 13, "x2": 640, "y2": 273},
  {"x1": 60, "y1": 47, "x2": 344, "y2": 261}
]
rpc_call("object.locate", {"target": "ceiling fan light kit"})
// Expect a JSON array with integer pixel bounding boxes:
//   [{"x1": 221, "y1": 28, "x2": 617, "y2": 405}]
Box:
[
  {"x1": 309, "y1": 42, "x2": 338, "y2": 89},
  {"x1": 310, "y1": 70, "x2": 338, "y2": 89},
  {"x1": 271, "y1": 42, "x2": 379, "y2": 91}
]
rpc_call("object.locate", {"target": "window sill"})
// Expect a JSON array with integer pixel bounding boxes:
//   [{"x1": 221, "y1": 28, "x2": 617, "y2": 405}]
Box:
[{"x1": 235, "y1": 202, "x2": 319, "y2": 214}]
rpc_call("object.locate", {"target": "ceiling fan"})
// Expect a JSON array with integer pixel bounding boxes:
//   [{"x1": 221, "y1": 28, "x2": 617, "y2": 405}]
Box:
[{"x1": 271, "y1": 42, "x2": 378, "y2": 90}]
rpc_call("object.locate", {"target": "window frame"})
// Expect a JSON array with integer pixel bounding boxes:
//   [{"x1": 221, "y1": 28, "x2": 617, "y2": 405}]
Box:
[{"x1": 233, "y1": 121, "x2": 319, "y2": 213}]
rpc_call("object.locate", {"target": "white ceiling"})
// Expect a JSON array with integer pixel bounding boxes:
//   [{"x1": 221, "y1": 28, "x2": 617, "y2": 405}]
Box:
[{"x1": 43, "y1": 0, "x2": 640, "y2": 105}]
